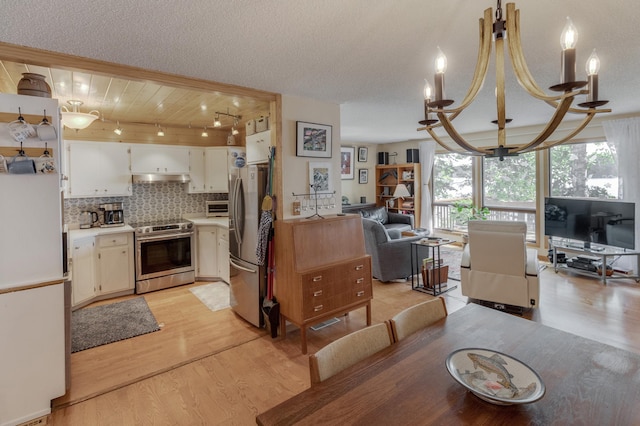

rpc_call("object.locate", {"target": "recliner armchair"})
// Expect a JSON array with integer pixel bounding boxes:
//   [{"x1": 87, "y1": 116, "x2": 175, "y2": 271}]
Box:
[
  {"x1": 460, "y1": 220, "x2": 540, "y2": 309},
  {"x1": 362, "y1": 218, "x2": 424, "y2": 282},
  {"x1": 359, "y1": 206, "x2": 414, "y2": 239}
]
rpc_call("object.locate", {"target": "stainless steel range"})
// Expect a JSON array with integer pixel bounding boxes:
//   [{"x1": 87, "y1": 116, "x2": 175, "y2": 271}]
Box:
[{"x1": 132, "y1": 219, "x2": 195, "y2": 294}]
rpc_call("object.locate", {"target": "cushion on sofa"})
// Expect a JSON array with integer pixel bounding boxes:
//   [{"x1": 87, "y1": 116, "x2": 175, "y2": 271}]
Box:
[{"x1": 360, "y1": 206, "x2": 389, "y2": 225}]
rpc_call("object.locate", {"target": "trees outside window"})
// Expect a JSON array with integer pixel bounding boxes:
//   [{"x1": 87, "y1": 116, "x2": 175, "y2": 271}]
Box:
[
  {"x1": 550, "y1": 142, "x2": 618, "y2": 199},
  {"x1": 483, "y1": 152, "x2": 536, "y2": 209}
]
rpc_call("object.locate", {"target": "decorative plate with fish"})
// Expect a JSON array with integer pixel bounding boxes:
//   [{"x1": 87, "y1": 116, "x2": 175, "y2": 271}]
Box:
[{"x1": 445, "y1": 348, "x2": 545, "y2": 405}]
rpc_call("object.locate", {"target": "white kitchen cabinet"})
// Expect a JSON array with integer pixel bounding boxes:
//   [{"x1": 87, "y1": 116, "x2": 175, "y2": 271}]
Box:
[
  {"x1": 187, "y1": 147, "x2": 206, "y2": 193},
  {"x1": 246, "y1": 130, "x2": 271, "y2": 164},
  {"x1": 130, "y1": 144, "x2": 190, "y2": 174},
  {"x1": 96, "y1": 233, "x2": 134, "y2": 295},
  {"x1": 205, "y1": 147, "x2": 229, "y2": 192},
  {"x1": 71, "y1": 236, "x2": 96, "y2": 307},
  {"x1": 217, "y1": 227, "x2": 230, "y2": 283},
  {"x1": 66, "y1": 141, "x2": 132, "y2": 198},
  {"x1": 196, "y1": 225, "x2": 218, "y2": 278}
]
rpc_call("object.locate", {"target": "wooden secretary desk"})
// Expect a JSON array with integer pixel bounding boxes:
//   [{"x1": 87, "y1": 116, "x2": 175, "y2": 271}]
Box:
[{"x1": 274, "y1": 214, "x2": 373, "y2": 353}]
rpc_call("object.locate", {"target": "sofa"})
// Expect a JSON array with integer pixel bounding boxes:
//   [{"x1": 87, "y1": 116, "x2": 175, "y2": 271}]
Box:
[
  {"x1": 359, "y1": 206, "x2": 414, "y2": 239},
  {"x1": 361, "y1": 218, "x2": 424, "y2": 282}
]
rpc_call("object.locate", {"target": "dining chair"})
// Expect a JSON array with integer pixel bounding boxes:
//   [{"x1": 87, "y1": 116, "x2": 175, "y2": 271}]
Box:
[
  {"x1": 309, "y1": 322, "x2": 393, "y2": 385},
  {"x1": 389, "y1": 297, "x2": 448, "y2": 342}
]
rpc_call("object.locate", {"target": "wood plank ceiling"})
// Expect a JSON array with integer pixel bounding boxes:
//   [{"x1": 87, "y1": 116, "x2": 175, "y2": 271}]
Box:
[{"x1": 0, "y1": 60, "x2": 271, "y2": 133}]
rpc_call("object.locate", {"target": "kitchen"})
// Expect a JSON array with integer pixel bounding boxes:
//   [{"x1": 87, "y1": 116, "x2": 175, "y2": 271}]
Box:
[{"x1": 0, "y1": 53, "x2": 280, "y2": 426}]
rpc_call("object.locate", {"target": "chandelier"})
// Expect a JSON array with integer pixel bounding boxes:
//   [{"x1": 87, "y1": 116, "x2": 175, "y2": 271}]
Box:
[{"x1": 418, "y1": 1, "x2": 610, "y2": 160}]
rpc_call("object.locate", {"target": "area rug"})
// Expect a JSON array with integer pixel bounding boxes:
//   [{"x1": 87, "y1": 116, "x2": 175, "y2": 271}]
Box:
[
  {"x1": 440, "y1": 247, "x2": 463, "y2": 281},
  {"x1": 190, "y1": 282, "x2": 231, "y2": 313},
  {"x1": 72, "y1": 297, "x2": 160, "y2": 353}
]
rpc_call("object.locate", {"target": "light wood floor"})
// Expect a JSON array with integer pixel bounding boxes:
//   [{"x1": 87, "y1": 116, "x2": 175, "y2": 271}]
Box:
[{"x1": 50, "y1": 264, "x2": 640, "y2": 425}]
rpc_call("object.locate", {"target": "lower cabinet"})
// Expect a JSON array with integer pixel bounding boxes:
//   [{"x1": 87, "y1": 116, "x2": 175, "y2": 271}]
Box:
[
  {"x1": 195, "y1": 224, "x2": 230, "y2": 281},
  {"x1": 217, "y1": 227, "x2": 230, "y2": 283},
  {"x1": 71, "y1": 236, "x2": 97, "y2": 307},
  {"x1": 196, "y1": 225, "x2": 218, "y2": 278},
  {"x1": 71, "y1": 231, "x2": 135, "y2": 309},
  {"x1": 96, "y1": 233, "x2": 135, "y2": 295}
]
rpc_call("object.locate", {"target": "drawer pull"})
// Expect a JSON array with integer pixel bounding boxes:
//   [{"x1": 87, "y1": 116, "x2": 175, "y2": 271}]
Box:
[
  {"x1": 355, "y1": 265, "x2": 364, "y2": 271},
  {"x1": 314, "y1": 305, "x2": 324, "y2": 312},
  {"x1": 356, "y1": 278, "x2": 364, "y2": 284},
  {"x1": 312, "y1": 275, "x2": 323, "y2": 282},
  {"x1": 313, "y1": 290, "x2": 323, "y2": 297},
  {"x1": 356, "y1": 291, "x2": 365, "y2": 297}
]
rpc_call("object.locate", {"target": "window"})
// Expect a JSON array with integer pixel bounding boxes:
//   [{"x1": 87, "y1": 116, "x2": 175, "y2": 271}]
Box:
[
  {"x1": 482, "y1": 152, "x2": 537, "y2": 240},
  {"x1": 433, "y1": 153, "x2": 472, "y2": 230},
  {"x1": 550, "y1": 141, "x2": 618, "y2": 199}
]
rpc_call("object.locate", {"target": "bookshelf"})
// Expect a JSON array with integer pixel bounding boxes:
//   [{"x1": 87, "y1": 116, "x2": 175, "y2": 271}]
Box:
[{"x1": 375, "y1": 163, "x2": 421, "y2": 227}]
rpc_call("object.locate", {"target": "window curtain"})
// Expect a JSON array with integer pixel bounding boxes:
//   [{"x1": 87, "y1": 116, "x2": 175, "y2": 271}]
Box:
[
  {"x1": 419, "y1": 141, "x2": 436, "y2": 232},
  {"x1": 602, "y1": 117, "x2": 640, "y2": 271}
]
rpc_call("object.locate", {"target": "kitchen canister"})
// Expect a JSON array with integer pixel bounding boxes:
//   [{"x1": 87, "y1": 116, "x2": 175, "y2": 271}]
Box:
[{"x1": 17, "y1": 73, "x2": 52, "y2": 98}]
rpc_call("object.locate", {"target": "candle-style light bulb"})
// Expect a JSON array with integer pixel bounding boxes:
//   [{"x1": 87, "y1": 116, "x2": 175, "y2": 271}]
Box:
[
  {"x1": 559, "y1": 17, "x2": 578, "y2": 84},
  {"x1": 423, "y1": 80, "x2": 433, "y2": 101},
  {"x1": 585, "y1": 48, "x2": 600, "y2": 102},
  {"x1": 586, "y1": 49, "x2": 600, "y2": 75},
  {"x1": 435, "y1": 46, "x2": 447, "y2": 74},
  {"x1": 560, "y1": 17, "x2": 578, "y2": 50},
  {"x1": 434, "y1": 46, "x2": 447, "y2": 101}
]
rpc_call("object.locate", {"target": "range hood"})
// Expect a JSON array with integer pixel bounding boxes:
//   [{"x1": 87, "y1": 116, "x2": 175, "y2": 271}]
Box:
[{"x1": 132, "y1": 173, "x2": 191, "y2": 183}]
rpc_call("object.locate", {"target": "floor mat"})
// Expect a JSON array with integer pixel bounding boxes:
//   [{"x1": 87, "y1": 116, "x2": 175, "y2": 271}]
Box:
[
  {"x1": 190, "y1": 282, "x2": 231, "y2": 313},
  {"x1": 72, "y1": 297, "x2": 160, "y2": 353}
]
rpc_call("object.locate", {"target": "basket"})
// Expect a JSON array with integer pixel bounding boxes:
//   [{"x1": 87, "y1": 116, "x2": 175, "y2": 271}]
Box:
[{"x1": 422, "y1": 265, "x2": 449, "y2": 288}]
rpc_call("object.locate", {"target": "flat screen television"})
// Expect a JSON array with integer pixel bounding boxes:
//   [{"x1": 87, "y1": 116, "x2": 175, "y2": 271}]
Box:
[{"x1": 544, "y1": 197, "x2": 636, "y2": 250}]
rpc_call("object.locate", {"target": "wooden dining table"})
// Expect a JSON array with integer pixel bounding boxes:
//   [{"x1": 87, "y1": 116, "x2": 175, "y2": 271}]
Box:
[{"x1": 256, "y1": 303, "x2": 640, "y2": 425}]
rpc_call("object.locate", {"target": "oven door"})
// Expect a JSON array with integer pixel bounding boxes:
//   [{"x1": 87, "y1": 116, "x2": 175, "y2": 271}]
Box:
[{"x1": 135, "y1": 231, "x2": 194, "y2": 281}]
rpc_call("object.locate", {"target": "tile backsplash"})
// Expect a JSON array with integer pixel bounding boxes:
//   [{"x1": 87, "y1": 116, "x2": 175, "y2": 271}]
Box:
[{"x1": 64, "y1": 182, "x2": 228, "y2": 225}]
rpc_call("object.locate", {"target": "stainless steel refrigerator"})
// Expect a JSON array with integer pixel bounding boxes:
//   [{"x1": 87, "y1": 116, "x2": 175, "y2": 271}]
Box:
[{"x1": 229, "y1": 163, "x2": 268, "y2": 327}]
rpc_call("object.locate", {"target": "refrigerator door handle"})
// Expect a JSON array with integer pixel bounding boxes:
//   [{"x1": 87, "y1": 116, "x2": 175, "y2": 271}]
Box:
[
  {"x1": 230, "y1": 258, "x2": 257, "y2": 274},
  {"x1": 232, "y1": 176, "x2": 243, "y2": 246}
]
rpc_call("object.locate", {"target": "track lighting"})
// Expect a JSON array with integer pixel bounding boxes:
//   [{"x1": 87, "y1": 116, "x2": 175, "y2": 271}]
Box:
[
  {"x1": 213, "y1": 109, "x2": 241, "y2": 130},
  {"x1": 114, "y1": 121, "x2": 123, "y2": 135},
  {"x1": 201, "y1": 126, "x2": 208, "y2": 137},
  {"x1": 156, "y1": 123, "x2": 165, "y2": 137},
  {"x1": 213, "y1": 113, "x2": 221, "y2": 127}
]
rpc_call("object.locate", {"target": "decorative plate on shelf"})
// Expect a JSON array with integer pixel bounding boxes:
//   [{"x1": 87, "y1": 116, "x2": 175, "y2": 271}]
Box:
[{"x1": 445, "y1": 348, "x2": 545, "y2": 405}]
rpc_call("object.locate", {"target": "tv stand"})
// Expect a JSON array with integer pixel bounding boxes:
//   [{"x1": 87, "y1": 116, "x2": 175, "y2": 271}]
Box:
[{"x1": 550, "y1": 238, "x2": 640, "y2": 284}]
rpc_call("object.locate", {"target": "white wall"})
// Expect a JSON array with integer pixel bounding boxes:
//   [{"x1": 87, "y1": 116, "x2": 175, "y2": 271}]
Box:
[{"x1": 280, "y1": 95, "x2": 341, "y2": 220}]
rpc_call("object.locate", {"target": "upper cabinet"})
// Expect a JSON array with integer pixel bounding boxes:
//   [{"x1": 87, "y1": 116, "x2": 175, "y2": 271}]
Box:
[
  {"x1": 205, "y1": 147, "x2": 229, "y2": 192},
  {"x1": 187, "y1": 147, "x2": 206, "y2": 193},
  {"x1": 66, "y1": 141, "x2": 132, "y2": 198},
  {"x1": 130, "y1": 144, "x2": 190, "y2": 174},
  {"x1": 246, "y1": 130, "x2": 271, "y2": 164}
]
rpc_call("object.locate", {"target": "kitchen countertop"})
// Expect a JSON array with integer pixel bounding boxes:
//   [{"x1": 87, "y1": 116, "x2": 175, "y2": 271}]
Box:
[{"x1": 69, "y1": 225, "x2": 134, "y2": 239}]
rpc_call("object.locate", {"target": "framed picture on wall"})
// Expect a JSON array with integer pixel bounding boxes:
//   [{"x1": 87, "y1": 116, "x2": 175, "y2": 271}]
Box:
[
  {"x1": 358, "y1": 147, "x2": 368, "y2": 162},
  {"x1": 308, "y1": 161, "x2": 333, "y2": 196},
  {"x1": 358, "y1": 169, "x2": 368, "y2": 184},
  {"x1": 296, "y1": 121, "x2": 332, "y2": 158},
  {"x1": 341, "y1": 146, "x2": 355, "y2": 180}
]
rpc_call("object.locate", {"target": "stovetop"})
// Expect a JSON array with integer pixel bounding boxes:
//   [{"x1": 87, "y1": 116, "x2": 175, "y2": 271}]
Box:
[{"x1": 131, "y1": 219, "x2": 193, "y2": 234}]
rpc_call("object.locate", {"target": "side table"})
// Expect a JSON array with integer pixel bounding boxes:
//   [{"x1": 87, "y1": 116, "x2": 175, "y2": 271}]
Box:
[{"x1": 410, "y1": 238, "x2": 457, "y2": 296}]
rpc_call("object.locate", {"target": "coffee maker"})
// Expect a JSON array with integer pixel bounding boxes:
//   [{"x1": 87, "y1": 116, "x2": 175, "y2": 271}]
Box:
[{"x1": 99, "y1": 202, "x2": 125, "y2": 227}]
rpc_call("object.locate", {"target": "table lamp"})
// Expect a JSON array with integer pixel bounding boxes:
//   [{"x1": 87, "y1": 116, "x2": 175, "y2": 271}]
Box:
[{"x1": 387, "y1": 184, "x2": 411, "y2": 210}]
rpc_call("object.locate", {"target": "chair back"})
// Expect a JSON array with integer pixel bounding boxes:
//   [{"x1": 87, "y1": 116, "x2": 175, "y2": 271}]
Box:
[
  {"x1": 309, "y1": 322, "x2": 393, "y2": 385},
  {"x1": 390, "y1": 298, "x2": 447, "y2": 342},
  {"x1": 468, "y1": 220, "x2": 527, "y2": 276}
]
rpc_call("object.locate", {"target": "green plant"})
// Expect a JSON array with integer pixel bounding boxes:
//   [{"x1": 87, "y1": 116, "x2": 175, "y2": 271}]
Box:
[{"x1": 451, "y1": 202, "x2": 490, "y2": 226}]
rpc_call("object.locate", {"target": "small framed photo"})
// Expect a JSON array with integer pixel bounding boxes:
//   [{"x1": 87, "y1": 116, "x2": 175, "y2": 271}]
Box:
[
  {"x1": 341, "y1": 146, "x2": 355, "y2": 180},
  {"x1": 296, "y1": 121, "x2": 332, "y2": 158},
  {"x1": 358, "y1": 147, "x2": 368, "y2": 162},
  {"x1": 358, "y1": 168, "x2": 368, "y2": 184},
  {"x1": 308, "y1": 161, "x2": 333, "y2": 196}
]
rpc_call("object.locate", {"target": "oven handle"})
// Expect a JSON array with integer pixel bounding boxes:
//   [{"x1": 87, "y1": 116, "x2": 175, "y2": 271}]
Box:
[
  {"x1": 230, "y1": 258, "x2": 256, "y2": 274},
  {"x1": 136, "y1": 231, "x2": 193, "y2": 242}
]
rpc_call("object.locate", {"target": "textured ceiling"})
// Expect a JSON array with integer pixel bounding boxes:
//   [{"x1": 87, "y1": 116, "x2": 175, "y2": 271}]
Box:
[{"x1": 0, "y1": 0, "x2": 638, "y2": 144}]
